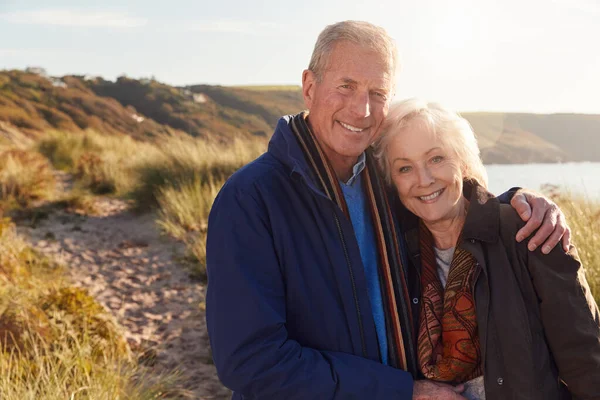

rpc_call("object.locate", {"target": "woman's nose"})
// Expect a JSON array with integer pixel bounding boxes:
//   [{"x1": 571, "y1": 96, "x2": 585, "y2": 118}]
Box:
[{"x1": 417, "y1": 166, "x2": 435, "y2": 186}]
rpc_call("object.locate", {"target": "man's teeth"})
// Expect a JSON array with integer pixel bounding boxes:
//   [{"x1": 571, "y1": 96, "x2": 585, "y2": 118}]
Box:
[
  {"x1": 340, "y1": 122, "x2": 364, "y2": 132},
  {"x1": 419, "y1": 190, "x2": 443, "y2": 201}
]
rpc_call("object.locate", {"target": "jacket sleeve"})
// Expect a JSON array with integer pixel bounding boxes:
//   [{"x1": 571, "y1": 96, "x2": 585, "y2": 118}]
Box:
[
  {"x1": 206, "y1": 182, "x2": 414, "y2": 399},
  {"x1": 496, "y1": 187, "x2": 520, "y2": 204},
  {"x1": 506, "y1": 208, "x2": 600, "y2": 398}
]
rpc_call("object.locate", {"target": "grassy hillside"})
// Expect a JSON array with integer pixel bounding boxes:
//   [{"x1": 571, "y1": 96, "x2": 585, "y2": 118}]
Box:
[
  {"x1": 508, "y1": 113, "x2": 600, "y2": 162},
  {"x1": 86, "y1": 77, "x2": 287, "y2": 140},
  {"x1": 463, "y1": 112, "x2": 600, "y2": 164},
  {"x1": 188, "y1": 84, "x2": 304, "y2": 130},
  {"x1": 1, "y1": 68, "x2": 599, "y2": 164},
  {"x1": 0, "y1": 70, "x2": 176, "y2": 140}
]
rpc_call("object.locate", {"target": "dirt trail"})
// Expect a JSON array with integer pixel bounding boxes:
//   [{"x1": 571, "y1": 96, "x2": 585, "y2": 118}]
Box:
[{"x1": 15, "y1": 194, "x2": 231, "y2": 399}]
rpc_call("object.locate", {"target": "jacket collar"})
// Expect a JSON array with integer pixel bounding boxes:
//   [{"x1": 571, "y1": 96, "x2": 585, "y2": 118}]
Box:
[
  {"x1": 461, "y1": 181, "x2": 500, "y2": 244},
  {"x1": 401, "y1": 181, "x2": 500, "y2": 258},
  {"x1": 268, "y1": 113, "x2": 328, "y2": 197}
]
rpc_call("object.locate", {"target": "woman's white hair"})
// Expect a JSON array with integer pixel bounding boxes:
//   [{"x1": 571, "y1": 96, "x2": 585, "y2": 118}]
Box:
[
  {"x1": 308, "y1": 21, "x2": 399, "y2": 84},
  {"x1": 373, "y1": 98, "x2": 488, "y2": 188}
]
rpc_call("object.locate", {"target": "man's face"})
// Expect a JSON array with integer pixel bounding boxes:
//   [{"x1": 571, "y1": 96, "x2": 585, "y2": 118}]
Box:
[{"x1": 302, "y1": 41, "x2": 394, "y2": 173}]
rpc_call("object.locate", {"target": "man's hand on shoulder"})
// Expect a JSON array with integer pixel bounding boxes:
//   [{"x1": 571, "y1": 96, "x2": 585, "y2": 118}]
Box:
[
  {"x1": 510, "y1": 189, "x2": 571, "y2": 254},
  {"x1": 412, "y1": 380, "x2": 466, "y2": 400}
]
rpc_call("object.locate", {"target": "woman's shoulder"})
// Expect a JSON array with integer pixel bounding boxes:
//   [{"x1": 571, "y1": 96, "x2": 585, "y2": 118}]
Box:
[
  {"x1": 498, "y1": 203, "x2": 581, "y2": 266},
  {"x1": 498, "y1": 203, "x2": 527, "y2": 234},
  {"x1": 495, "y1": 203, "x2": 532, "y2": 263}
]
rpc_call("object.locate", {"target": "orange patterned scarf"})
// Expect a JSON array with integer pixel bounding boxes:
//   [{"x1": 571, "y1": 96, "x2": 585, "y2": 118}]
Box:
[{"x1": 417, "y1": 221, "x2": 483, "y2": 383}]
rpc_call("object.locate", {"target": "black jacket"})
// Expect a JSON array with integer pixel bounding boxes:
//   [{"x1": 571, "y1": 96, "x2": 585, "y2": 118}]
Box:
[{"x1": 401, "y1": 182, "x2": 600, "y2": 400}]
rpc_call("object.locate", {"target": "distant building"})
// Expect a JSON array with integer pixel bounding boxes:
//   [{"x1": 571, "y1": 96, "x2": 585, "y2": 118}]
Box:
[
  {"x1": 50, "y1": 78, "x2": 67, "y2": 88},
  {"x1": 193, "y1": 93, "x2": 208, "y2": 103},
  {"x1": 25, "y1": 66, "x2": 48, "y2": 77},
  {"x1": 131, "y1": 113, "x2": 145, "y2": 123}
]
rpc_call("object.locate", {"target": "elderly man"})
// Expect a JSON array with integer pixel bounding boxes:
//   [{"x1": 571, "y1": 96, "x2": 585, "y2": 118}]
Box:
[{"x1": 206, "y1": 21, "x2": 569, "y2": 399}]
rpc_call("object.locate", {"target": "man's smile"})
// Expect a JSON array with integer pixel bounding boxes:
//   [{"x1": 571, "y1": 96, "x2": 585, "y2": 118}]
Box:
[{"x1": 338, "y1": 121, "x2": 367, "y2": 133}]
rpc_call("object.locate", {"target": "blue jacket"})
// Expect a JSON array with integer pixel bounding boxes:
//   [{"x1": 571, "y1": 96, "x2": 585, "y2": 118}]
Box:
[{"x1": 206, "y1": 116, "x2": 417, "y2": 399}]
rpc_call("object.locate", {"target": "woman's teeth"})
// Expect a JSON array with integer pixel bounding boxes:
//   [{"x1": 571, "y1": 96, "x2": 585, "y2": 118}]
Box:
[{"x1": 419, "y1": 189, "x2": 443, "y2": 201}]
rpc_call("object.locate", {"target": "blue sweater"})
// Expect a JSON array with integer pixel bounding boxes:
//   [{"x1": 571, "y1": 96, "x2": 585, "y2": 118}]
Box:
[{"x1": 340, "y1": 165, "x2": 388, "y2": 365}]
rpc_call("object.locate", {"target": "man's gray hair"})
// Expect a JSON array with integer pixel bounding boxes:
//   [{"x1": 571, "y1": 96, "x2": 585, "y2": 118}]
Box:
[
  {"x1": 308, "y1": 21, "x2": 399, "y2": 83},
  {"x1": 373, "y1": 98, "x2": 488, "y2": 188}
]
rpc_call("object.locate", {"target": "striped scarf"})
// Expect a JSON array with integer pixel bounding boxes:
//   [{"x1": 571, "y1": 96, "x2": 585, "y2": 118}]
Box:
[
  {"x1": 289, "y1": 112, "x2": 417, "y2": 374},
  {"x1": 417, "y1": 221, "x2": 483, "y2": 382}
]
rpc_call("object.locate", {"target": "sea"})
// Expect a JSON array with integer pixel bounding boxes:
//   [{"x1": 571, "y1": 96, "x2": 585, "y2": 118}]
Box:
[{"x1": 485, "y1": 162, "x2": 600, "y2": 200}]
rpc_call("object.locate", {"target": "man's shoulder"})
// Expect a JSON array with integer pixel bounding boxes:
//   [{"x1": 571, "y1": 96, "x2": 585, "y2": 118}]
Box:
[{"x1": 218, "y1": 151, "x2": 291, "y2": 200}]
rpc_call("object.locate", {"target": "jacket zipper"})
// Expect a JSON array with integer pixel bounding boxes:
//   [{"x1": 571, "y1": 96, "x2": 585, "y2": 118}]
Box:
[{"x1": 333, "y1": 212, "x2": 368, "y2": 358}]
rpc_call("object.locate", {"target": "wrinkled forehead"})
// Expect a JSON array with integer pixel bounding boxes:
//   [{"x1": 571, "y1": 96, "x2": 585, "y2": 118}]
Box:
[{"x1": 324, "y1": 41, "x2": 396, "y2": 86}]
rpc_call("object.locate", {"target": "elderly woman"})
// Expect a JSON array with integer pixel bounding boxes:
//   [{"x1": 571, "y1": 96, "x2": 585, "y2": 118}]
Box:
[{"x1": 373, "y1": 99, "x2": 600, "y2": 400}]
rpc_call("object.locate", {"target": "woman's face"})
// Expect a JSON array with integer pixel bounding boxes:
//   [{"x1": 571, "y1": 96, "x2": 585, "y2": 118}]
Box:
[{"x1": 387, "y1": 121, "x2": 465, "y2": 224}]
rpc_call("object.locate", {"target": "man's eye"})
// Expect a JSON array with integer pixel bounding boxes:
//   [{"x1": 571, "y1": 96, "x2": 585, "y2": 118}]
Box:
[
  {"x1": 373, "y1": 92, "x2": 387, "y2": 100},
  {"x1": 340, "y1": 84, "x2": 352, "y2": 89}
]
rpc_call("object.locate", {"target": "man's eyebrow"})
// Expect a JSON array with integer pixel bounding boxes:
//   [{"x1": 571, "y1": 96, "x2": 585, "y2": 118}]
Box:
[
  {"x1": 340, "y1": 77, "x2": 358, "y2": 85},
  {"x1": 339, "y1": 77, "x2": 390, "y2": 94}
]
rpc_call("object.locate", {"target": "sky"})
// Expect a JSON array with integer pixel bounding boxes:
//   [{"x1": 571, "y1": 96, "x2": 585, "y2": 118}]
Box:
[{"x1": 1, "y1": 0, "x2": 599, "y2": 114}]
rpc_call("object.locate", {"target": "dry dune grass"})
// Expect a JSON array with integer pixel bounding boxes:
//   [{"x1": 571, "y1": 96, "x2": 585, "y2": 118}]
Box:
[
  {"x1": 0, "y1": 149, "x2": 56, "y2": 207},
  {"x1": 36, "y1": 129, "x2": 266, "y2": 276},
  {"x1": 544, "y1": 186, "x2": 600, "y2": 301},
  {"x1": 37, "y1": 130, "x2": 154, "y2": 195},
  {"x1": 0, "y1": 219, "x2": 178, "y2": 399}
]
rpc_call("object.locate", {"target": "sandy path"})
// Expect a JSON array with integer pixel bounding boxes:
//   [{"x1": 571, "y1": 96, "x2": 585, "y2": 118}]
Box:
[{"x1": 16, "y1": 196, "x2": 231, "y2": 399}]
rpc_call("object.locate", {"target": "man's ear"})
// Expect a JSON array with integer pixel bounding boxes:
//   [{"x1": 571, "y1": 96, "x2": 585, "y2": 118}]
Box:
[{"x1": 302, "y1": 69, "x2": 317, "y2": 109}]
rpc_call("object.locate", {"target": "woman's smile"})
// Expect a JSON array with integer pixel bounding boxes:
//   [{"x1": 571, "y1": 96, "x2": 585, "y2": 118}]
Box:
[{"x1": 417, "y1": 188, "x2": 445, "y2": 203}]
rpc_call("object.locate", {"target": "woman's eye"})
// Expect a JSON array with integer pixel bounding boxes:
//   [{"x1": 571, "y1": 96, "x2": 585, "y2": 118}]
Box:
[
  {"x1": 398, "y1": 166, "x2": 412, "y2": 173},
  {"x1": 431, "y1": 156, "x2": 443, "y2": 164}
]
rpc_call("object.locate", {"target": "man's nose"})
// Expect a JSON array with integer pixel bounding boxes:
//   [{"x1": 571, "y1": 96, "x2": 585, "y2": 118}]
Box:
[{"x1": 349, "y1": 90, "x2": 371, "y2": 118}]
